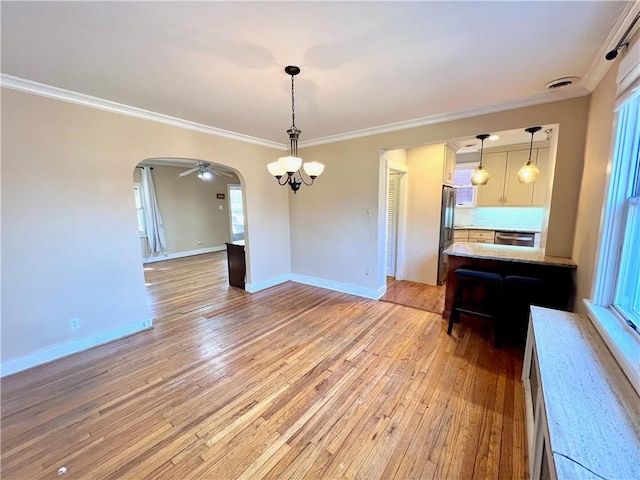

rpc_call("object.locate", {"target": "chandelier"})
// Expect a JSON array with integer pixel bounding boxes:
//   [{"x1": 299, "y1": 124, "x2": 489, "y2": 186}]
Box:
[{"x1": 267, "y1": 66, "x2": 324, "y2": 193}]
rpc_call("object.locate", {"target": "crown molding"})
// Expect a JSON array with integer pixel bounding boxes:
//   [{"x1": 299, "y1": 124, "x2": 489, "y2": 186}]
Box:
[
  {"x1": 298, "y1": 87, "x2": 588, "y2": 148},
  {"x1": 582, "y1": 1, "x2": 640, "y2": 92},
  {"x1": 1, "y1": 73, "x2": 588, "y2": 151},
  {"x1": 0, "y1": 74, "x2": 287, "y2": 150}
]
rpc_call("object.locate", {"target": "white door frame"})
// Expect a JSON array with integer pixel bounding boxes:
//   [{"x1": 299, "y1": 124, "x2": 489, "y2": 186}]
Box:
[{"x1": 386, "y1": 161, "x2": 409, "y2": 280}]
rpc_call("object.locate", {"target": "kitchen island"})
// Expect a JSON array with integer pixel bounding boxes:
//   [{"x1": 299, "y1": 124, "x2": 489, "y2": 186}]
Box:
[{"x1": 443, "y1": 243, "x2": 576, "y2": 322}]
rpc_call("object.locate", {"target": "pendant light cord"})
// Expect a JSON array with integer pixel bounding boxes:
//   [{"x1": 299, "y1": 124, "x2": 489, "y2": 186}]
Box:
[
  {"x1": 528, "y1": 130, "x2": 534, "y2": 163},
  {"x1": 290, "y1": 74, "x2": 296, "y2": 129}
]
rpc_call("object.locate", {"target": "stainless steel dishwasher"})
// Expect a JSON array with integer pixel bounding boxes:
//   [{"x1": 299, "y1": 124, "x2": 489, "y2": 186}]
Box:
[{"x1": 494, "y1": 231, "x2": 535, "y2": 247}]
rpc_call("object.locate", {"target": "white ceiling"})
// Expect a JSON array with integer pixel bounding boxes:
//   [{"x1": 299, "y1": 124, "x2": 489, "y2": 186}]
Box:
[{"x1": 1, "y1": 1, "x2": 635, "y2": 148}]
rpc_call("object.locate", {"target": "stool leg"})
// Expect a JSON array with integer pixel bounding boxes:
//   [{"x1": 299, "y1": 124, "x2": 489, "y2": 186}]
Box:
[
  {"x1": 448, "y1": 279, "x2": 464, "y2": 335},
  {"x1": 493, "y1": 285, "x2": 503, "y2": 349}
]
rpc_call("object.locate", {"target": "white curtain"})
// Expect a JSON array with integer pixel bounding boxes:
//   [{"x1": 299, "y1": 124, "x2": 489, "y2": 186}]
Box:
[{"x1": 141, "y1": 167, "x2": 167, "y2": 254}]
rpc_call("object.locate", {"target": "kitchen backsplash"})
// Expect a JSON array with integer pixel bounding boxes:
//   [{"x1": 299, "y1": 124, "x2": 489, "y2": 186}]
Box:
[{"x1": 454, "y1": 207, "x2": 544, "y2": 232}]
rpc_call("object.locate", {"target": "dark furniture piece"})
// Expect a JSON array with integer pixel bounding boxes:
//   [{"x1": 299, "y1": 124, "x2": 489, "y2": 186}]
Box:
[
  {"x1": 448, "y1": 267, "x2": 505, "y2": 347},
  {"x1": 443, "y1": 244, "x2": 576, "y2": 345},
  {"x1": 225, "y1": 241, "x2": 246, "y2": 289}
]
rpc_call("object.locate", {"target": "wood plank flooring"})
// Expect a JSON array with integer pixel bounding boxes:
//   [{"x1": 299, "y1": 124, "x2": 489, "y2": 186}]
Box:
[
  {"x1": 380, "y1": 278, "x2": 446, "y2": 315},
  {"x1": 1, "y1": 252, "x2": 527, "y2": 479}
]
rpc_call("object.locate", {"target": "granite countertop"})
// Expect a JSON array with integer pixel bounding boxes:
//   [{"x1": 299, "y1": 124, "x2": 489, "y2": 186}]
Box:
[
  {"x1": 529, "y1": 306, "x2": 639, "y2": 480},
  {"x1": 454, "y1": 225, "x2": 541, "y2": 233},
  {"x1": 444, "y1": 242, "x2": 576, "y2": 267}
]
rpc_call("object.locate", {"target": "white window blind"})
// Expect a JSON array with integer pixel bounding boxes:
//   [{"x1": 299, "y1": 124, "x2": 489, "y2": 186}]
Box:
[{"x1": 454, "y1": 165, "x2": 477, "y2": 206}]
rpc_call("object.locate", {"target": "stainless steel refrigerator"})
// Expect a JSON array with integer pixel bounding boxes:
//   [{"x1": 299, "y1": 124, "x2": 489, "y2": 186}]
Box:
[{"x1": 437, "y1": 185, "x2": 456, "y2": 285}]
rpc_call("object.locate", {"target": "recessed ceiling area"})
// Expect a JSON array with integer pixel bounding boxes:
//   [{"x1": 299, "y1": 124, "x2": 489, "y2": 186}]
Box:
[{"x1": 0, "y1": 1, "x2": 633, "y2": 146}]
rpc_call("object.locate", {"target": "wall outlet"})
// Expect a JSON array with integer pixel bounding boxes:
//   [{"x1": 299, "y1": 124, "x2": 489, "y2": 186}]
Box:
[
  {"x1": 197, "y1": 241, "x2": 202, "y2": 245},
  {"x1": 365, "y1": 267, "x2": 371, "y2": 275},
  {"x1": 69, "y1": 317, "x2": 80, "y2": 330}
]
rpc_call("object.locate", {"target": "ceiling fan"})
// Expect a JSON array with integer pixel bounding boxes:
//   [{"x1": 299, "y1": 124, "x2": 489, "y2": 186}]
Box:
[{"x1": 178, "y1": 161, "x2": 233, "y2": 181}]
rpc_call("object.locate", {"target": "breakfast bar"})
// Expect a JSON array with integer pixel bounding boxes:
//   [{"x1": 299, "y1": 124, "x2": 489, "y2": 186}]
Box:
[{"x1": 443, "y1": 243, "x2": 577, "y2": 322}]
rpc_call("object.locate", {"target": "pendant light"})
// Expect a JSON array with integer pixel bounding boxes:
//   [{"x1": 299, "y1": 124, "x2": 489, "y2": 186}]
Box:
[
  {"x1": 267, "y1": 66, "x2": 324, "y2": 194},
  {"x1": 470, "y1": 134, "x2": 490, "y2": 185},
  {"x1": 518, "y1": 126, "x2": 542, "y2": 183}
]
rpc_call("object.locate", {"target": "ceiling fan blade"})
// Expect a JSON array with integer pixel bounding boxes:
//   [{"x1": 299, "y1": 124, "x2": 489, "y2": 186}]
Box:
[
  {"x1": 178, "y1": 167, "x2": 199, "y2": 177},
  {"x1": 212, "y1": 169, "x2": 234, "y2": 177}
]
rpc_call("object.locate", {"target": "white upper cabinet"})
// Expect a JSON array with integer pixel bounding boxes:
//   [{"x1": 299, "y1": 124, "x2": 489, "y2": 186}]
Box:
[
  {"x1": 443, "y1": 144, "x2": 456, "y2": 185},
  {"x1": 476, "y1": 145, "x2": 549, "y2": 207}
]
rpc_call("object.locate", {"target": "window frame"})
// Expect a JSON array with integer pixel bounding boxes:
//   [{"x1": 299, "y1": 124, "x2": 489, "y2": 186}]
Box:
[
  {"x1": 453, "y1": 163, "x2": 478, "y2": 208},
  {"x1": 586, "y1": 86, "x2": 640, "y2": 396}
]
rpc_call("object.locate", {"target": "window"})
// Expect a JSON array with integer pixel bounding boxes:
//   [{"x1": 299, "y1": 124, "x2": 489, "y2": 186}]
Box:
[
  {"x1": 611, "y1": 92, "x2": 640, "y2": 328},
  {"x1": 133, "y1": 183, "x2": 147, "y2": 236},
  {"x1": 588, "y1": 88, "x2": 639, "y2": 393},
  {"x1": 228, "y1": 185, "x2": 244, "y2": 242},
  {"x1": 454, "y1": 164, "x2": 477, "y2": 207}
]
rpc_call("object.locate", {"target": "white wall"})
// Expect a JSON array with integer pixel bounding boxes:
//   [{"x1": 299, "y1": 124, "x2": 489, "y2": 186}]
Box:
[{"x1": 1, "y1": 88, "x2": 289, "y2": 372}]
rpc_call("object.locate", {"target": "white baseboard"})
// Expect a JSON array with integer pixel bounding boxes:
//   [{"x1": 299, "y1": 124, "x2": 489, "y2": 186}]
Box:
[
  {"x1": 142, "y1": 245, "x2": 226, "y2": 264},
  {"x1": 0, "y1": 317, "x2": 154, "y2": 377},
  {"x1": 245, "y1": 274, "x2": 292, "y2": 293},
  {"x1": 290, "y1": 274, "x2": 384, "y2": 300}
]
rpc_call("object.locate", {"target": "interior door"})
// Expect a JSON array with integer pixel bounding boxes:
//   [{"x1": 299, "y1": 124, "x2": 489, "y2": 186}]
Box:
[{"x1": 386, "y1": 174, "x2": 400, "y2": 276}]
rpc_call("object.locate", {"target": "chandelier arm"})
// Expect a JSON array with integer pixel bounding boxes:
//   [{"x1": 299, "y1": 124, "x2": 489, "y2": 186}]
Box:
[
  {"x1": 277, "y1": 175, "x2": 290, "y2": 186},
  {"x1": 298, "y1": 169, "x2": 314, "y2": 186}
]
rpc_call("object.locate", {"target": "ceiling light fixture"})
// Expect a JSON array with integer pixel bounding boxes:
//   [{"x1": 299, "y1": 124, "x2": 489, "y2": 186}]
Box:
[
  {"x1": 470, "y1": 134, "x2": 490, "y2": 186},
  {"x1": 198, "y1": 165, "x2": 214, "y2": 181},
  {"x1": 267, "y1": 66, "x2": 324, "y2": 194},
  {"x1": 518, "y1": 126, "x2": 542, "y2": 184}
]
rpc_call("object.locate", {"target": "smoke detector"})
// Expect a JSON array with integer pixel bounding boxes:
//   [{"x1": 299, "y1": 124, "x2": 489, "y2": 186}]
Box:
[{"x1": 545, "y1": 76, "x2": 580, "y2": 89}]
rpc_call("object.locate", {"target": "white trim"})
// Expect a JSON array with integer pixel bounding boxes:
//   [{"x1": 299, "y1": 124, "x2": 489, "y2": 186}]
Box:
[
  {"x1": 0, "y1": 74, "x2": 285, "y2": 150},
  {"x1": 142, "y1": 245, "x2": 226, "y2": 264},
  {"x1": 0, "y1": 317, "x2": 153, "y2": 378},
  {"x1": 245, "y1": 274, "x2": 291, "y2": 293},
  {"x1": 584, "y1": 301, "x2": 640, "y2": 396},
  {"x1": 299, "y1": 89, "x2": 588, "y2": 148},
  {"x1": 1, "y1": 73, "x2": 589, "y2": 150},
  {"x1": 290, "y1": 274, "x2": 385, "y2": 300},
  {"x1": 582, "y1": 1, "x2": 640, "y2": 92}
]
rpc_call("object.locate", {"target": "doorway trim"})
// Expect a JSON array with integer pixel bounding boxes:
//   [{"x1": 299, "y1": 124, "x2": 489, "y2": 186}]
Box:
[{"x1": 386, "y1": 160, "x2": 409, "y2": 280}]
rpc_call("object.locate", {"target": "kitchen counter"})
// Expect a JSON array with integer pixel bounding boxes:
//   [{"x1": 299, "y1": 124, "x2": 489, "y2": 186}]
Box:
[
  {"x1": 454, "y1": 225, "x2": 541, "y2": 233},
  {"x1": 444, "y1": 242, "x2": 576, "y2": 267},
  {"x1": 442, "y1": 243, "x2": 576, "y2": 320}
]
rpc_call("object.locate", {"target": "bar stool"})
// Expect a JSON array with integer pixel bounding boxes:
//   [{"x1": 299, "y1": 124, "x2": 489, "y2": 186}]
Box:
[
  {"x1": 504, "y1": 275, "x2": 553, "y2": 343},
  {"x1": 448, "y1": 267, "x2": 505, "y2": 348}
]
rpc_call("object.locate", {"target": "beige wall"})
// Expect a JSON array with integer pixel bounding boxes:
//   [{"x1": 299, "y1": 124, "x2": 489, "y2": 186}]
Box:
[
  {"x1": 295, "y1": 97, "x2": 590, "y2": 293},
  {"x1": 404, "y1": 144, "x2": 446, "y2": 285},
  {"x1": 1, "y1": 88, "x2": 289, "y2": 366},
  {"x1": 572, "y1": 50, "x2": 624, "y2": 312},
  {"x1": 133, "y1": 165, "x2": 240, "y2": 259}
]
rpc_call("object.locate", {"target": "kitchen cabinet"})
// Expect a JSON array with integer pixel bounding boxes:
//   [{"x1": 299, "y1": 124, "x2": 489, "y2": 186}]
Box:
[
  {"x1": 467, "y1": 229, "x2": 495, "y2": 243},
  {"x1": 477, "y1": 147, "x2": 547, "y2": 207},
  {"x1": 532, "y1": 148, "x2": 549, "y2": 206},
  {"x1": 443, "y1": 144, "x2": 456, "y2": 185},
  {"x1": 453, "y1": 229, "x2": 469, "y2": 242}
]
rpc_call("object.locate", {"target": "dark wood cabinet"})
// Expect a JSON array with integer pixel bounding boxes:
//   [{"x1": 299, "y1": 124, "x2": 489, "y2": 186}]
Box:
[{"x1": 225, "y1": 241, "x2": 246, "y2": 289}]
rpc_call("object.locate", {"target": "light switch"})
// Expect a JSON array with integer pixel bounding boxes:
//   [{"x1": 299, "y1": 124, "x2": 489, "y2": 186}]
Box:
[
  {"x1": 219, "y1": 205, "x2": 223, "y2": 210},
  {"x1": 366, "y1": 209, "x2": 372, "y2": 218}
]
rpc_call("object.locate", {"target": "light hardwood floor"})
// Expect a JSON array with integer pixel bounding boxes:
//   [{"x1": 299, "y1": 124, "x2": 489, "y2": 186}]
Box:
[
  {"x1": 1, "y1": 252, "x2": 527, "y2": 479},
  {"x1": 380, "y1": 278, "x2": 446, "y2": 315}
]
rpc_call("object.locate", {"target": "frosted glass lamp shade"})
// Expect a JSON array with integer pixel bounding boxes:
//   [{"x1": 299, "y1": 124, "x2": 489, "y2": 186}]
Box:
[
  {"x1": 278, "y1": 156, "x2": 302, "y2": 174},
  {"x1": 518, "y1": 162, "x2": 540, "y2": 183},
  {"x1": 470, "y1": 166, "x2": 490, "y2": 185},
  {"x1": 201, "y1": 170, "x2": 213, "y2": 181},
  {"x1": 303, "y1": 161, "x2": 325, "y2": 178},
  {"x1": 267, "y1": 161, "x2": 286, "y2": 177}
]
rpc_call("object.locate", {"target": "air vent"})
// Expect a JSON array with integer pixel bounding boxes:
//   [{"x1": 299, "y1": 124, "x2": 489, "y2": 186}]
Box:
[{"x1": 545, "y1": 76, "x2": 580, "y2": 89}]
